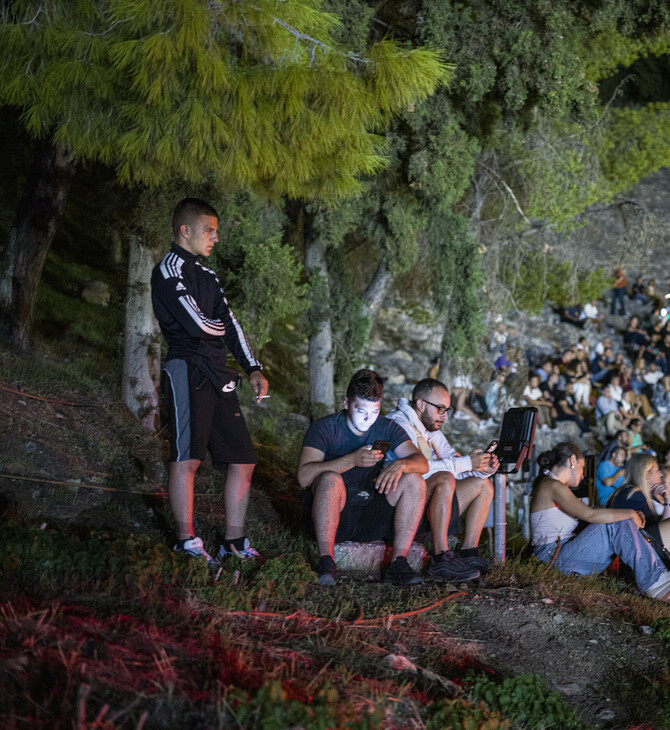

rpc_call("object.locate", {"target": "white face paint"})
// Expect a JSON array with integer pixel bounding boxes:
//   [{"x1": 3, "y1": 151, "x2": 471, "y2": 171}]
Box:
[{"x1": 344, "y1": 397, "x2": 381, "y2": 435}]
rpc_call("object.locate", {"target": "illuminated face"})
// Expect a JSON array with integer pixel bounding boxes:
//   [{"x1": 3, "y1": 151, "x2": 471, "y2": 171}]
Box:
[
  {"x1": 180, "y1": 214, "x2": 219, "y2": 258},
  {"x1": 344, "y1": 397, "x2": 381, "y2": 435},
  {"x1": 418, "y1": 389, "x2": 451, "y2": 432}
]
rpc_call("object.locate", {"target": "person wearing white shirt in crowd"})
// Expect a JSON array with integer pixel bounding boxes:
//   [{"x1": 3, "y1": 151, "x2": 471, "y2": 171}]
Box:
[
  {"x1": 523, "y1": 374, "x2": 554, "y2": 429},
  {"x1": 451, "y1": 373, "x2": 481, "y2": 424},
  {"x1": 644, "y1": 361, "x2": 664, "y2": 387},
  {"x1": 580, "y1": 299, "x2": 604, "y2": 332}
]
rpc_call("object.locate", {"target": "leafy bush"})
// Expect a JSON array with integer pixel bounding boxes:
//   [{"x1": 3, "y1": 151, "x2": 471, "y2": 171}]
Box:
[
  {"x1": 230, "y1": 681, "x2": 378, "y2": 729},
  {"x1": 467, "y1": 671, "x2": 583, "y2": 729}
]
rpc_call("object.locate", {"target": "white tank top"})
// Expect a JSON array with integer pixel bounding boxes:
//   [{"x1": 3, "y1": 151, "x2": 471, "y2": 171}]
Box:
[{"x1": 531, "y1": 506, "x2": 579, "y2": 546}]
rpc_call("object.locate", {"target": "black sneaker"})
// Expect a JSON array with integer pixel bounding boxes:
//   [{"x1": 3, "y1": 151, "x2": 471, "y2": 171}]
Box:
[
  {"x1": 426, "y1": 550, "x2": 480, "y2": 582},
  {"x1": 383, "y1": 556, "x2": 423, "y2": 586},
  {"x1": 316, "y1": 555, "x2": 337, "y2": 586},
  {"x1": 458, "y1": 548, "x2": 491, "y2": 574}
]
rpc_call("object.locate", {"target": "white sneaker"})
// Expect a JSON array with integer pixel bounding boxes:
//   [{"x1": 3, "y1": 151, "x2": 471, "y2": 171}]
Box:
[
  {"x1": 218, "y1": 537, "x2": 263, "y2": 560},
  {"x1": 174, "y1": 536, "x2": 216, "y2": 565}
]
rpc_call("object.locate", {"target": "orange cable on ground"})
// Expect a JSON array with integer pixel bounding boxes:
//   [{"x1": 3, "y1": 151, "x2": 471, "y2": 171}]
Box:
[
  {"x1": 0, "y1": 383, "x2": 105, "y2": 407},
  {"x1": 219, "y1": 592, "x2": 466, "y2": 625}
]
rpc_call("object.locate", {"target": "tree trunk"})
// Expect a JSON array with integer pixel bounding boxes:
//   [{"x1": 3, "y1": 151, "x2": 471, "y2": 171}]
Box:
[
  {"x1": 0, "y1": 139, "x2": 74, "y2": 350},
  {"x1": 122, "y1": 234, "x2": 161, "y2": 430},
  {"x1": 304, "y1": 220, "x2": 335, "y2": 413},
  {"x1": 362, "y1": 260, "x2": 392, "y2": 332}
]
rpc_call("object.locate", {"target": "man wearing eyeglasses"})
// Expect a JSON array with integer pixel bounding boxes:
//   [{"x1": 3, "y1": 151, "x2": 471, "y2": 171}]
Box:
[{"x1": 386, "y1": 378, "x2": 499, "y2": 580}]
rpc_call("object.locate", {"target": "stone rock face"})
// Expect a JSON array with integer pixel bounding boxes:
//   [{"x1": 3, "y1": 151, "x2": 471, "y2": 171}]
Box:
[{"x1": 82, "y1": 280, "x2": 110, "y2": 307}]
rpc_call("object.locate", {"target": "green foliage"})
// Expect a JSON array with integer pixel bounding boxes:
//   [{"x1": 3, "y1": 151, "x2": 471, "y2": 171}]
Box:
[
  {"x1": 248, "y1": 553, "x2": 316, "y2": 599},
  {"x1": 501, "y1": 251, "x2": 611, "y2": 313},
  {"x1": 600, "y1": 103, "x2": 670, "y2": 190},
  {"x1": 467, "y1": 671, "x2": 583, "y2": 729},
  {"x1": 426, "y1": 214, "x2": 484, "y2": 361},
  {"x1": 0, "y1": 0, "x2": 450, "y2": 201},
  {"x1": 585, "y1": 26, "x2": 670, "y2": 82},
  {"x1": 230, "y1": 680, "x2": 378, "y2": 730},
  {"x1": 218, "y1": 231, "x2": 307, "y2": 350},
  {"x1": 651, "y1": 617, "x2": 670, "y2": 645},
  {"x1": 425, "y1": 699, "x2": 509, "y2": 730}
]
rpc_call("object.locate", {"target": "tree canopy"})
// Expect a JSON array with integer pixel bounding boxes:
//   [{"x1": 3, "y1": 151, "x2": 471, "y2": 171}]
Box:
[{"x1": 0, "y1": 0, "x2": 450, "y2": 201}]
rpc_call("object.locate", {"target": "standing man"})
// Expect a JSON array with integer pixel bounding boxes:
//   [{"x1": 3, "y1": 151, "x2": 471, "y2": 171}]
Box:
[
  {"x1": 151, "y1": 198, "x2": 268, "y2": 563},
  {"x1": 386, "y1": 379, "x2": 499, "y2": 579},
  {"x1": 298, "y1": 369, "x2": 428, "y2": 586}
]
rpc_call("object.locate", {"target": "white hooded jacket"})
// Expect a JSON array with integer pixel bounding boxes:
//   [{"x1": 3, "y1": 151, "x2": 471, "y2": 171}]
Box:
[{"x1": 385, "y1": 398, "x2": 487, "y2": 479}]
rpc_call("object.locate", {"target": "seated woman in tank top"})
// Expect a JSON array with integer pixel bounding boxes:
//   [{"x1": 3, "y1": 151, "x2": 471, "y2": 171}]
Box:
[{"x1": 530, "y1": 442, "x2": 670, "y2": 602}]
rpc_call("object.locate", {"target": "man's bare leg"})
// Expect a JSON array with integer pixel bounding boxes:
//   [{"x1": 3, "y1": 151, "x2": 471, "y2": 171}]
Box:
[
  {"x1": 224, "y1": 463, "x2": 255, "y2": 541},
  {"x1": 311, "y1": 472, "x2": 346, "y2": 557},
  {"x1": 169, "y1": 459, "x2": 201, "y2": 539},
  {"x1": 456, "y1": 476, "x2": 494, "y2": 549},
  {"x1": 386, "y1": 473, "x2": 426, "y2": 559},
  {"x1": 425, "y1": 471, "x2": 456, "y2": 554}
]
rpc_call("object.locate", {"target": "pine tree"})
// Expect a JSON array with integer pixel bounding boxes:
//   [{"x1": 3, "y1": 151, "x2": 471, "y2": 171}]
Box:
[{"x1": 0, "y1": 0, "x2": 449, "y2": 347}]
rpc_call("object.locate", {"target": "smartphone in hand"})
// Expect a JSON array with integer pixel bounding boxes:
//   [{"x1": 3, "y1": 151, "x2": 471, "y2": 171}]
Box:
[
  {"x1": 485, "y1": 440, "x2": 499, "y2": 454},
  {"x1": 372, "y1": 440, "x2": 391, "y2": 456}
]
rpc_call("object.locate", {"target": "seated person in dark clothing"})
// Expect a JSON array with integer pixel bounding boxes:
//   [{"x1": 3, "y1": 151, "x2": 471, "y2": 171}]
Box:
[
  {"x1": 554, "y1": 381, "x2": 591, "y2": 434},
  {"x1": 298, "y1": 369, "x2": 429, "y2": 586},
  {"x1": 624, "y1": 316, "x2": 650, "y2": 360},
  {"x1": 608, "y1": 454, "x2": 670, "y2": 562},
  {"x1": 643, "y1": 332, "x2": 668, "y2": 374},
  {"x1": 559, "y1": 305, "x2": 583, "y2": 327},
  {"x1": 591, "y1": 346, "x2": 615, "y2": 384},
  {"x1": 632, "y1": 276, "x2": 649, "y2": 305}
]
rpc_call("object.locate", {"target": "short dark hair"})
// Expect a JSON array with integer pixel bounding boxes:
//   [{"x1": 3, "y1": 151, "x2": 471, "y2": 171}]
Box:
[
  {"x1": 412, "y1": 378, "x2": 448, "y2": 403},
  {"x1": 611, "y1": 446, "x2": 626, "y2": 461},
  {"x1": 346, "y1": 369, "x2": 384, "y2": 402},
  {"x1": 537, "y1": 442, "x2": 583, "y2": 471},
  {"x1": 172, "y1": 198, "x2": 219, "y2": 238}
]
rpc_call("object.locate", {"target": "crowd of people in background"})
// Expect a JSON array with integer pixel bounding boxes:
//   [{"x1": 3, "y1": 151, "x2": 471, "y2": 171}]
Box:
[{"x1": 449, "y1": 271, "x2": 670, "y2": 452}]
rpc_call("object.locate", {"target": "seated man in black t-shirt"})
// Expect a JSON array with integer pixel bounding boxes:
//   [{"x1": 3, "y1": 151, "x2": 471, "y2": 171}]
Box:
[{"x1": 298, "y1": 370, "x2": 428, "y2": 586}]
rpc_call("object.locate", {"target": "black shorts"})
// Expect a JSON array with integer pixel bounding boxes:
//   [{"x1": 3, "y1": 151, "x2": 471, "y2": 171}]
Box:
[
  {"x1": 162, "y1": 359, "x2": 256, "y2": 467},
  {"x1": 302, "y1": 481, "x2": 396, "y2": 543}
]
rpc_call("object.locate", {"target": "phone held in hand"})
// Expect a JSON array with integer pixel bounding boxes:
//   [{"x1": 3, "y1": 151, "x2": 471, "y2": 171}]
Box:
[
  {"x1": 372, "y1": 440, "x2": 391, "y2": 456},
  {"x1": 485, "y1": 440, "x2": 499, "y2": 454}
]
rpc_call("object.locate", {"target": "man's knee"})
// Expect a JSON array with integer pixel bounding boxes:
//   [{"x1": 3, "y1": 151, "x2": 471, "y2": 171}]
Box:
[
  {"x1": 397, "y1": 472, "x2": 427, "y2": 503},
  {"x1": 312, "y1": 472, "x2": 346, "y2": 500},
  {"x1": 480, "y1": 477, "x2": 494, "y2": 501}
]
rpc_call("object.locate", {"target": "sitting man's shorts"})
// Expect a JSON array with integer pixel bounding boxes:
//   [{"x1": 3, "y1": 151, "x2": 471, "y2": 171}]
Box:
[
  {"x1": 302, "y1": 480, "x2": 396, "y2": 543},
  {"x1": 162, "y1": 359, "x2": 256, "y2": 466}
]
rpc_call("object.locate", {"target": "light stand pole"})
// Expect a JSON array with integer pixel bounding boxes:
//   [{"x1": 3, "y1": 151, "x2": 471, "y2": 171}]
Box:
[{"x1": 493, "y1": 471, "x2": 507, "y2": 564}]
